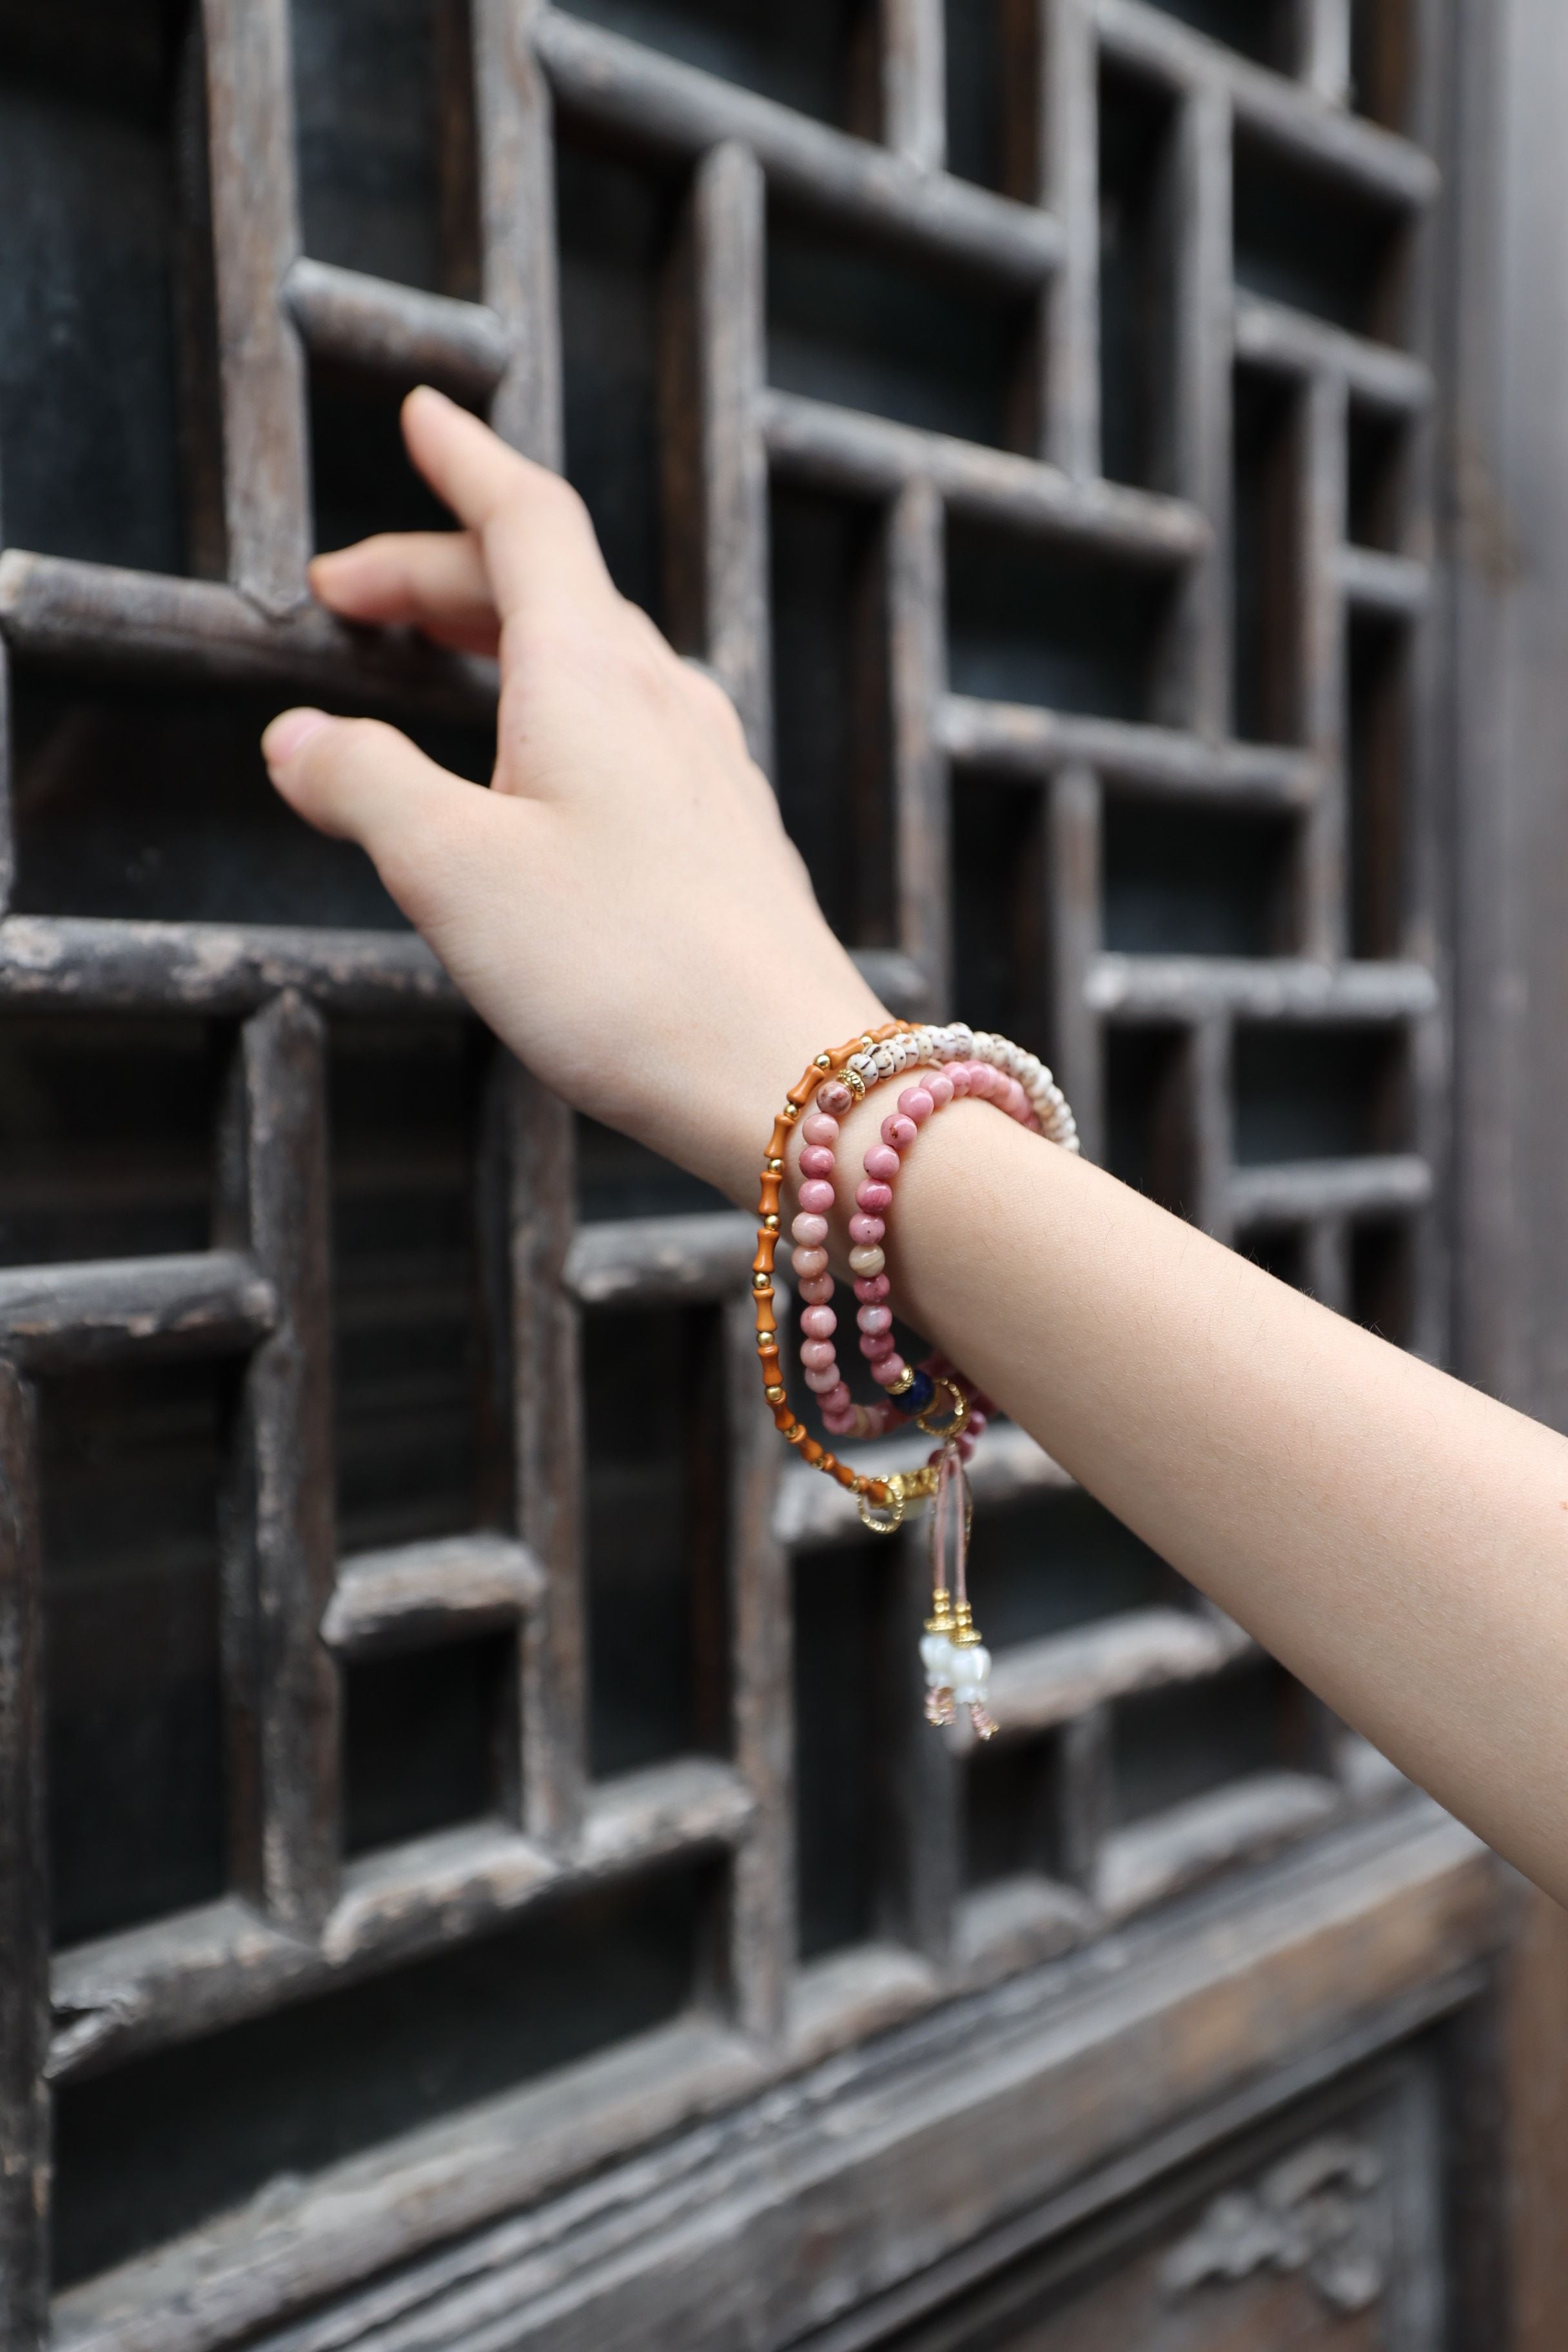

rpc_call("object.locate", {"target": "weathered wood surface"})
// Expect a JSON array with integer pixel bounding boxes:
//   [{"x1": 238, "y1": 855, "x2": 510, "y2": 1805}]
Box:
[
  {"x1": 0, "y1": 1367, "x2": 48, "y2": 2351},
  {"x1": 1233, "y1": 290, "x2": 1435, "y2": 409},
  {"x1": 0, "y1": 917, "x2": 459, "y2": 1014},
  {"x1": 1086, "y1": 952, "x2": 1438, "y2": 1021},
  {"x1": 320, "y1": 1534, "x2": 544, "y2": 1656},
  {"x1": 761, "y1": 390, "x2": 1208, "y2": 559},
  {"x1": 46, "y1": 1808, "x2": 1496, "y2": 2352},
  {"x1": 0, "y1": 551, "x2": 500, "y2": 719},
  {"x1": 282, "y1": 259, "x2": 513, "y2": 397},
  {"x1": 941, "y1": 698, "x2": 1318, "y2": 803},
  {"x1": 1228, "y1": 1153, "x2": 1434, "y2": 1225},
  {"x1": 564, "y1": 1211, "x2": 754, "y2": 1307},
  {"x1": 0, "y1": 1253, "x2": 275, "y2": 1369},
  {"x1": 532, "y1": 10, "x2": 1063, "y2": 284}
]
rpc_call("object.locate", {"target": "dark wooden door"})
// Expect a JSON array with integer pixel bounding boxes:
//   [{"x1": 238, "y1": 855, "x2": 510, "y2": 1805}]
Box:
[{"x1": 0, "y1": 3, "x2": 1522, "y2": 2348}]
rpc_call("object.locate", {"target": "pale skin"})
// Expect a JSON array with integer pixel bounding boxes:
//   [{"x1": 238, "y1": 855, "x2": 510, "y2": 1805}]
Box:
[{"x1": 265, "y1": 386, "x2": 1568, "y2": 1908}]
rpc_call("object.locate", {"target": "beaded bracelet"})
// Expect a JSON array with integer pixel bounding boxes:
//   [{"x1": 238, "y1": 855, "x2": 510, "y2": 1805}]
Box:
[{"x1": 752, "y1": 1021, "x2": 1079, "y2": 1736}]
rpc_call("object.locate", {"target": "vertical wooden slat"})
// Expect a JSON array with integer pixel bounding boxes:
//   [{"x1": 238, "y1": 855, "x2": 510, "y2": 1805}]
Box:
[
  {"x1": 1058, "y1": 1702, "x2": 1113, "y2": 1898},
  {"x1": 1304, "y1": 1217, "x2": 1351, "y2": 1315},
  {"x1": 473, "y1": 0, "x2": 562, "y2": 463},
  {"x1": 509, "y1": 1063, "x2": 586, "y2": 1850},
  {"x1": 0, "y1": 643, "x2": 14, "y2": 923},
  {"x1": 888, "y1": 479, "x2": 949, "y2": 1014},
  {"x1": 1300, "y1": 369, "x2": 1351, "y2": 963},
  {"x1": 1046, "y1": 764, "x2": 1104, "y2": 1162},
  {"x1": 723, "y1": 1297, "x2": 792, "y2": 2043},
  {"x1": 663, "y1": 142, "x2": 772, "y2": 765},
  {"x1": 0, "y1": 1366, "x2": 47, "y2": 2352},
  {"x1": 1042, "y1": 0, "x2": 1101, "y2": 478},
  {"x1": 201, "y1": 0, "x2": 311, "y2": 607},
  {"x1": 1188, "y1": 1011, "x2": 1234, "y2": 1245},
  {"x1": 881, "y1": 0, "x2": 946, "y2": 170},
  {"x1": 1169, "y1": 80, "x2": 1234, "y2": 738},
  {"x1": 220, "y1": 994, "x2": 338, "y2": 1932},
  {"x1": 1300, "y1": 0, "x2": 1353, "y2": 104}
]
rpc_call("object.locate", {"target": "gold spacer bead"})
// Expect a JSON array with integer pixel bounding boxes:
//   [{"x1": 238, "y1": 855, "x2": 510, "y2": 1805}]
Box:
[
  {"x1": 888, "y1": 1363, "x2": 916, "y2": 1397},
  {"x1": 752, "y1": 1272, "x2": 772, "y2": 1294},
  {"x1": 843, "y1": 1068, "x2": 866, "y2": 1102},
  {"x1": 758, "y1": 1333, "x2": 778, "y2": 1353},
  {"x1": 783, "y1": 1422, "x2": 808, "y2": 1445},
  {"x1": 763, "y1": 1156, "x2": 784, "y2": 1176},
  {"x1": 814, "y1": 1052, "x2": 832, "y2": 1071},
  {"x1": 781, "y1": 1101, "x2": 800, "y2": 1122},
  {"x1": 859, "y1": 1033, "x2": 877, "y2": 1050},
  {"x1": 762, "y1": 1213, "x2": 780, "y2": 1233},
  {"x1": 764, "y1": 1383, "x2": 786, "y2": 1405}
]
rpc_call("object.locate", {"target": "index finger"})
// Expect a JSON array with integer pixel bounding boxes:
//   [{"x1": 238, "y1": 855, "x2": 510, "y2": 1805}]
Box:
[{"x1": 400, "y1": 387, "x2": 616, "y2": 625}]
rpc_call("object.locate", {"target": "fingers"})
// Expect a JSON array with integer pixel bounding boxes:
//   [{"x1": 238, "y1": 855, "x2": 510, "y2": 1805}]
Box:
[
  {"x1": 399, "y1": 386, "x2": 616, "y2": 623},
  {"x1": 309, "y1": 532, "x2": 500, "y2": 655},
  {"x1": 262, "y1": 707, "x2": 507, "y2": 924}
]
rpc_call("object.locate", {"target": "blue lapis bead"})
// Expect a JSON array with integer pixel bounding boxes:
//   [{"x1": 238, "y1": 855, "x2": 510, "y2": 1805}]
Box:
[{"x1": 890, "y1": 1366, "x2": 936, "y2": 1418}]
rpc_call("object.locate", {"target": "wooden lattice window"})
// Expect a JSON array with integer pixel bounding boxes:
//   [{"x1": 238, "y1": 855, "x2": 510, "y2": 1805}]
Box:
[{"x1": 0, "y1": 1, "x2": 1449, "y2": 2346}]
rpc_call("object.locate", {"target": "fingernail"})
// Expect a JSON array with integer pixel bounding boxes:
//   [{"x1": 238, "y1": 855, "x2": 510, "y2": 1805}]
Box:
[{"x1": 262, "y1": 707, "x2": 332, "y2": 766}]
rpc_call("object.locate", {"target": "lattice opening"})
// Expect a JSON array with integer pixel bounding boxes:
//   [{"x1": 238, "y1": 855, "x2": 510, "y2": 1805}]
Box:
[
  {"x1": 0, "y1": 0, "x2": 221, "y2": 577},
  {"x1": 1233, "y1": 128, "x2": 1410, "y2": 340},
  {"x1": 50, "y1": 1859, "x2": 720, "y2": 2289},
  {"x1": 574, "y1": 1117, "x2": 729, "y2": 1222},
  {"x1": 1351, "y1": 1216, "x2": 1415, "y2": 1344},
  {"x1": 331, "y1": 1017, "x2": 504, "y2": 1550},
  {"x1": 1098, "y1": 61, "x2": 1179, "y2": 495},
  {"x1": 1139, "y1": 0, "x2": 1296, "y2": 70},
  {"x1": 1348, "y1": 610, "x2": 1411, "y2": 960},
  {"x1": 558, "y1": 127, "x2": 688, "y2": 625},
  {"x1": 771, "y1": 482, "x2": 897, "y2": 948},
  {"x1": 767, "y1": 200, "x2": 1039, "y2": 451},
  {"x1": 0, "y1": 1014, "x2": 224, "y2": 1267},
  {"x1": 794, "y1": 1540, "x2": 886, "y2": 1959},
  {"x1": 42, "y1": 1357, "x2": 231, "y2": 1950},
  {"x1": 967, "y1": 1490, "x2": 1176, "y2": 1652},
  {"x1": 1232, "y1": 1023, "x2": 1408, "y2": 1164},
  {"x1": 963, "y1": 1735, "x2": 1063, "y2": 1888},
  {"x1": 950, "y1": 771, "x2": 1046, "y2": 1054},
  {"x1": 342, "y1": 1632, "x2": 513, "y2": 1855},
  {"x1": 290, "y1": 0, "x2": 480, "y2": 297},
  {"x1": 309, "y1": 356, "x2": 485, "y2": 556},
  {"x1": 8, "y1": 667, "x2": 424, "y2": 926},
  {"x1": 1105, "y1": 1025, "x2": 1196, "y2": 1215},
  {"x1": 1348, "y1": 398, "x2": 1411, "y2": 552},
  {"x1": 944, "y1": 0, "x2": 1021, "y2": 196},
  {"x1": 553, "y1": 0, "x2": 877, "y2": 132},
  {"x1": 1110, "y1": 1660, "x2": 1309, "y2": 1827},
  {"x1": 947, "y1": 520, "x2": 1182, "y2": 720},
  {"x1": 1351, "y1": 0, "x2": 1416, "y2": 132},
  {"x1": 1102, "y1": 793, "x2": 1298, "y2": 957},
  {"x1": 1232, "y1": 364, "x2": 1304, "y2": 748},
  {"x1": 584, "y1": 1302, "x2": 730, "y2": 1777}
]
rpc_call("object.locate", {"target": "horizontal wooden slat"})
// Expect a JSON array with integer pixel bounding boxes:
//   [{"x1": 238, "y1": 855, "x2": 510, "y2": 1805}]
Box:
[
  {"x1": 1086, "y1": 952, "x2": 1438, "y2": 1022},
  {"x1": 1338, "y1": 543, "x2": 1431, "y2": 617},
  {"x1": 776, "y1": 1420, "x2": 1072, "y2": 1549},
  {"x1": 0, "y1": 916, "x2": 459, "y2": 1013},
  {"x1": 941, "y1": 698, "x2": 1318, "y2": 805},
  {"x1": 983, "y1": 1605, "x2": 1256, "y2": 1743},
  {"x1": 761, "y1": 390, "x2": 1207, "y2": 562},
  {"x1": 533, "y1": 9, "x2": 1061, "y2": 286},
  {"x1": 0, "y1": 549, "x2": 498, "y2": 720},
  {"x1": 789, "y1": 1945, "x2": 941, "y2": 2070},
  {"x1": 320, "y1": 1534, "x2": 543, "y2": 1654},
  {"x1": 1229, "y1": 1153, "x2": 1433, "y2": 1225},
  {"x1": 1233, "y1": 291, "x2": 1434, "y2": 410},
  {"x1": 956, "y1": 1876, "x2": 1097, "y2": 1987},
  {"x1": 1095, "y1": 0, "x2": 1440, "y2": 208},
  {"x1": 282, "y1": 257, "x2": 514, "y2": 394},
  {"x1": 59, "y1": 1805, "x2": 1495, "y2": 2352},
  {"x1": 0, "y1": 1252, "x2": 274, "y2": 1369},
  {"x1": 565, "y1": 1211, "x2": 755, "y2": 1306},
  {"x1": 48, "y1": 1759, "x2": 752, "y2": 2082},
  {"x1": 1097, "y1": 1772, "x2": 1342, "y2": 1920}
]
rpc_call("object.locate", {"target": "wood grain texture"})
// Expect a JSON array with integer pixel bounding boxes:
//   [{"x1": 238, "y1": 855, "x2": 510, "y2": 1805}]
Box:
[
  {"x1": 320, "y1": 1534, "x2": 544, "y2": 1656},
  {"x1": 201, "y1": 0, "x2": 311, "y2": 606},
  {"x1": 219, "y1": 995, "x2": 338, "y2": 1934},
  {"x1": 473, "y1": 0, "x2": 562, "y2": 461},
  {"x1": 888, "y1": 480, "x2": 950, "y2": 1010},
  {"x1": 0, "y1": 1254, "x2": 274, "y2": 1371},
  {"x1": 282, "y1": 260, "x2": 514, "y2": 398},
  {"x1": 0, "y1": 1366, "x2": 47, "y2": 2351},
  {"x1": 0, "y1": 917, "x2": 458, "y2": 1016}
]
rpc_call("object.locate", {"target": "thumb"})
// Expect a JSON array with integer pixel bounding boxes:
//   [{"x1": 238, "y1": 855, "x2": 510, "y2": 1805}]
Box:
[{"x1": 262, "y1": 707, "x2": 502, "y2": 921}]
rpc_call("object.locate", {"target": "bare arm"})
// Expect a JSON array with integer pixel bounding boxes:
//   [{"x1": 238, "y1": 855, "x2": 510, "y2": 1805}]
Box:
[{"x1": 266, "y1": 390, "x2": 1568, "y2": 1906}]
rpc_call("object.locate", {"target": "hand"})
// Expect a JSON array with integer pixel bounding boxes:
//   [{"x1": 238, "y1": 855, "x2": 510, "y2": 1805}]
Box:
[{"x1": 262, "y1": 387, "x2": 887, "y2": 1204}]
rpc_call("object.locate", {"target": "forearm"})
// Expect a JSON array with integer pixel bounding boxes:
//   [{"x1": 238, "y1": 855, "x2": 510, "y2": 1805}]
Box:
[{"x1": 836, "y1": 1095, "x2": 1568, "y2": 1903}]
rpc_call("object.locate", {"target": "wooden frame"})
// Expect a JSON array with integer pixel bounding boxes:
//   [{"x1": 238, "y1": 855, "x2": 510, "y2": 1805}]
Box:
[{"x1": 0, "y1": 1, "x2": 1523, "y2": 2345}]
